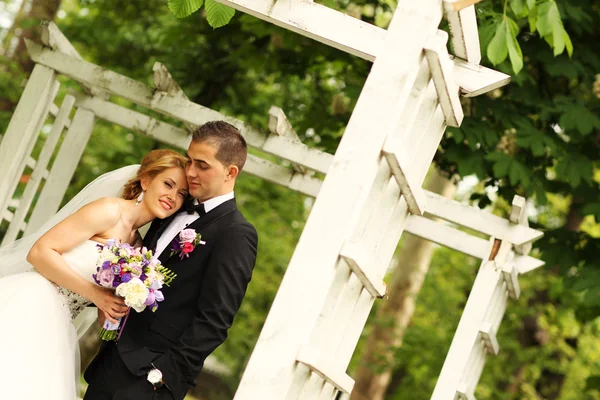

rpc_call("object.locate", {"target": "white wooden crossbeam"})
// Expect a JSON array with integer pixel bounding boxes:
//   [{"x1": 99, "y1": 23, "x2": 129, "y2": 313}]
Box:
[
  {"x1": 268, "y1": 106, "x2": 309, "y2": 174},
  {"x1": 451, "y1": 57, "x2": 511, "y2": 97},
  {"x1": 382, "y1": 137, "x2": 427, "y2": 215},
  {"x1": 424, "y1": 31, "x2": 464, "y2": 127},
  {"x1": 152, "y1": 62, "x2": 197, "y2": 133},
  {"x1": 424, "y1": 191, "x2": 543, "y2": 246},
  {"x1": 443, "y1": 1, "x2": 481, "y2": 63},
  {"x1": 40, "y1": 21, "x2": 106, "y2": 98},
  {"x1": 339, "y1": 242, "x2": 387, "y2": 298},
  {"x1": 26, "y1": 42, "x2": 333, "y2": 175},
  {"x1": 214, "y1": 0, "x2": 508, "y2": 97},
  {"x1": 510, "y1": 195, "x2": 533, "y2": 255},
  {"x1": 72, "y1": 94, "x2": 323, "y2": 198},
  {"x1": 296, "y1": 347, "x2": 355, "y2": 394}
]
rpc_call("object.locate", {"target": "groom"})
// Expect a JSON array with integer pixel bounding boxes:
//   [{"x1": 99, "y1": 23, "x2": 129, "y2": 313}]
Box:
[{"x1": 84, "y1": 121, "x2": 258, "y2": 400}]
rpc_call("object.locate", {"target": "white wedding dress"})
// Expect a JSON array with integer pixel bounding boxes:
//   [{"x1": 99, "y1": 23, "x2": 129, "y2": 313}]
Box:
[
  {"x1": 0, "y1": 165, "x2": 140, "y2": 400},
  {"x1": 0, "y1": 240, "x2": 101, "y2": 399}
]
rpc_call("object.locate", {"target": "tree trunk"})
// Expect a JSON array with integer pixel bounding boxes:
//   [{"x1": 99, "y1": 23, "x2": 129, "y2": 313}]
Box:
[
  {"x1": 350, "y1": 168, "x2": 456, "y2": 400},
  {"x1": 0, "y1": 0, "x2": 61, "y2": 114}
]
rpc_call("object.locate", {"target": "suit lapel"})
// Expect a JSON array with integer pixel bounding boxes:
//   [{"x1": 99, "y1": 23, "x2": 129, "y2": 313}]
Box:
[{"x1": 159, "y1": 199, "x2": 238, "y2": 265}]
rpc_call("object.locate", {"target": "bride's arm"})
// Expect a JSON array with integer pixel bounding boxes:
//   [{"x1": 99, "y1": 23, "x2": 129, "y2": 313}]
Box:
[{"x1": 27, "y1": 198, "x2": 128, "y2": 322}]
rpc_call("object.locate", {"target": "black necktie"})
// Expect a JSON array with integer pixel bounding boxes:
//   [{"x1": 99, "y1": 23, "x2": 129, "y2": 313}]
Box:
[{"x1": 185, "y1": 201, "x2": 206, "y2": 216}]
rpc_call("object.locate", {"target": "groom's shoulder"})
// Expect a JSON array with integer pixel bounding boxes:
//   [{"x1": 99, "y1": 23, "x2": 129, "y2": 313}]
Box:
[{"x1": 222, "y1": 209, "x2": 257, "y2": 236}]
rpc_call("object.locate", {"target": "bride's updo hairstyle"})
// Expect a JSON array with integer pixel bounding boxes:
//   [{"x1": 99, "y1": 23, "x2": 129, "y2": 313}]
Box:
[{"x1": 121, "y1": 149, "x2": 188, "y2": 200}]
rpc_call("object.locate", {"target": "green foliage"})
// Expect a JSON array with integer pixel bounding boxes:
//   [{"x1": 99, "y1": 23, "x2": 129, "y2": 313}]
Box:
[
  {"x1": 167, "y1": 0, "x2": 235, "y2": 28},
  {"x1": 167, "y1": 0, "x2": 204, "y2": 18}
]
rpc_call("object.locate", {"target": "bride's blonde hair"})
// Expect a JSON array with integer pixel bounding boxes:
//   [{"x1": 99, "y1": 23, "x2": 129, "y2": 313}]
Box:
[{"x1": 122, "y1": 149, "x2": 188, "y2": 200}]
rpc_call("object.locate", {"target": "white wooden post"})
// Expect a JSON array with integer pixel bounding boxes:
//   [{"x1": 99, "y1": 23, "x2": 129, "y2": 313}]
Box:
[
  {"x1": 25, "y1": 107, "x2": 95, "y2": 235},
  {"x1": 1, "y1": 95, "x2": 76, "y2": 245},
  {"x1": 0, "y1": 64, "x2": 56, "y2": 219},
  {"x1": 234, "y1": 1, "x2": 445, "y2": 398}
]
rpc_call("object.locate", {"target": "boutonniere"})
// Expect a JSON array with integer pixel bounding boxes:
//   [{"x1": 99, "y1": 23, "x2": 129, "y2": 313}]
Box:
[{"x1": 170, "y1": 229, "x2": 204, "y2": 260}]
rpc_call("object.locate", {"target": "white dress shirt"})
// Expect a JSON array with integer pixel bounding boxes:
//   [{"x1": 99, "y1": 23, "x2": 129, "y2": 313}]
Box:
[{"x1": 154, "y1": 191, "x2": 234, "y2": 257}]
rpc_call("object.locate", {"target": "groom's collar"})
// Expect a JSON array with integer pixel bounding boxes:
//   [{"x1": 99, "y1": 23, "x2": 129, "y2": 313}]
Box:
[{"x1": 198, "y1": 191, "x2": 234, "y2": 214}]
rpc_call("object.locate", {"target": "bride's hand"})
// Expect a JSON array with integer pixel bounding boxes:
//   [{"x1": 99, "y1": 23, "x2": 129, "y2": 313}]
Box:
[{"x1": 90, "y1": 286, "x2": 128, "y2": 324}]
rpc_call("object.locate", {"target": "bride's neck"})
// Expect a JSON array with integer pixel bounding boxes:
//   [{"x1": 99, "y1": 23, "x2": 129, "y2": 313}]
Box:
[{"x1": 124, "y1": 199, "x2": 155, "y2": 231}]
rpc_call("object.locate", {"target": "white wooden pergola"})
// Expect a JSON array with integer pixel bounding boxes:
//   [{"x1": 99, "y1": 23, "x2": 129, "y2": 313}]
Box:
[{"x1": 0, "y1": 1, "x2": 545, "y2": 399}]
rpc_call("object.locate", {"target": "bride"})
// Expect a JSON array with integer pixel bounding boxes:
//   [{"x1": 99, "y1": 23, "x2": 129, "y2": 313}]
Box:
[{"x1": 0, "y1": 149, "x2": 188, "y2": 400}]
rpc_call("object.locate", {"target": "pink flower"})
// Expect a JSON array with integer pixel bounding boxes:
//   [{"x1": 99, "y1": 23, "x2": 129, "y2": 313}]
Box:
[
  {"x1": 179, "y1": 229, "x2": 197, "y2": 244},
  {"x1": 182, "y1": 242, "x2": 194, "y2": 255},
  {"x1": 97, "y1": 268, "x2": 115, "y2": 288}
]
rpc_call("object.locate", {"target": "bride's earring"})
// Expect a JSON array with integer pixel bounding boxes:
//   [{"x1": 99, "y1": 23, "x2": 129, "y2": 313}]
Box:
[{"x1": 135, "y1": 191, "x2": 144, "y2": 206}]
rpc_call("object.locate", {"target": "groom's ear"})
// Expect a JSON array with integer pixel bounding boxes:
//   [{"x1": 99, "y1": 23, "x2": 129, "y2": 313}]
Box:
[{"x1": 226, "y1": 165, "x2": 240, "y2": 181}]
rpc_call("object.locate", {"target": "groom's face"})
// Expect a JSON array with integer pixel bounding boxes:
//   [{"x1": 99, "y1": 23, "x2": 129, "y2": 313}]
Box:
[{"x1": 185, "y1": 140, "x2": 230, "y2": 202}]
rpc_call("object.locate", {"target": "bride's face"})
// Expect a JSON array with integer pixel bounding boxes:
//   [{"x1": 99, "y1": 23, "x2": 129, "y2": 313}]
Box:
[{"x1": 142, "y1": 167, "x2": 188, "y2": 219}]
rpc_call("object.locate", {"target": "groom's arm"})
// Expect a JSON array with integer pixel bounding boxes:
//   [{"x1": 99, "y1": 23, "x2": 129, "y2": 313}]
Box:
[{"x1": 152, "y1": 221, "x2": 258, "y2": 395}]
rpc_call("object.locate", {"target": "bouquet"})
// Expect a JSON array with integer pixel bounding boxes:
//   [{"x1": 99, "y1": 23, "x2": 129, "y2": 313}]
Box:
[{"x1": 92, "y1": 239, "x2": 176, "y2": 340}]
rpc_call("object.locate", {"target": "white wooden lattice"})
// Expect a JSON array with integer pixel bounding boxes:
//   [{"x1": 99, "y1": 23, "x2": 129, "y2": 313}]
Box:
[{"x1": 0, "y1": 2, "x2": 545, "y2": 398}]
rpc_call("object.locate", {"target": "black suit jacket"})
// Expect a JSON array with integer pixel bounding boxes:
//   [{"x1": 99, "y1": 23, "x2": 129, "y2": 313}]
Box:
[{"x1": 102, "y1": 198, "x2": 257, "y2": 399}]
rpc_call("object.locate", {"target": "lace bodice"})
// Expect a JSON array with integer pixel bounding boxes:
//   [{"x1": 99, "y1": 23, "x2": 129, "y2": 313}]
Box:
[{"x1": 28, "y1": 240, "x2": 101, "y2": 320}]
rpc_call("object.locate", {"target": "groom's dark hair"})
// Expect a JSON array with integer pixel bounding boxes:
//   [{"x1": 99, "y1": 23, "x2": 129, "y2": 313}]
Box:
[{"x1": 191, "y1": 121, "x2": 248, "y2": 172}]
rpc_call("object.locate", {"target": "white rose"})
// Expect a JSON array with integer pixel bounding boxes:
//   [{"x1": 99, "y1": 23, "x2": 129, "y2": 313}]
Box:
[{"x1": 115, "y1": 278, "x2": 150, "y2": 313}]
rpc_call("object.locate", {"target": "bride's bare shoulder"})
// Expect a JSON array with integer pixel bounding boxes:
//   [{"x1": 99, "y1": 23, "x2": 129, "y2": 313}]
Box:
[{"x1": 77, "y1": 197, "x2": 126, "y2": 220}]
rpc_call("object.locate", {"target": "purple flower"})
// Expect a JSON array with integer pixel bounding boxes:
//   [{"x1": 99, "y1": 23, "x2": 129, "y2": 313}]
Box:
[
  {"x1": 153, "y1": 290, "x2": 164, "y2": 302},
  {"x1": 149, "y1": 280, "x2": 162, "y2": 290},
  {"x1": 121, "y1": 273, "x2": 132, "y2": 283},
  {"x1": 171, "y1": 239, "x2": 181, "y2": 251},
  {"x1": 97, "y1": 268, "x2": 115, "y2": 288},
  {"x1": 112, "y1": 265, "x2": 121, "y2": 274},
  {"x1": 102, "y1": 261, "x2": 111, "y2": 270},
  {"x1": 106, "y1": 239, "x2": 117, "y2": 247},
  {"x1": 144, "y1": 291, "x2": 156, "y2": 306}
]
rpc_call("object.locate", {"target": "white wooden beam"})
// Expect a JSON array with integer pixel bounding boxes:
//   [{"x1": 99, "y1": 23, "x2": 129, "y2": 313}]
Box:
[
  {"x1": 40, "y1": 20, "x2": 81, "y2": 59},
  {"x1": 510, "y1": 195, "x2": 533, "y2": 255},
  {"x1": 25, "y1": 108, "x2": 95, "y2": 235},
  {"x1": 382, "y1": 137, "x2": 427, "y2": 215},
  {"x1": 339, "y1": 242, "x2": 387, "y2": 298},
  {"x1": 152, "y1": 62, "x2": 197, "y2": 133},
  {"x1": 235, "y1": 2, "x2": 444, "y2": 397},
  {"x1": 444, "y1": 1, "x2": 481, "y2": 63},
  {"x1": 431, "y1": 253, "x2": 501, "y2": 399},
  {"x1": 39, "y1": 22, "x2": 106, "y2": 98},
  {"x1": 424, "y1": 31, "x2": 464, "y2": 127},
  {"x1": 73, "y1": 94, "x2": 323, "y2": 197},
  {"x1": 27, "y1": 42, "x2": 333, "y2": 175},
  {"x1": 1, "y1": 95, "x2": 75, "y2": 246},
  {"x1": 405, "y1": 214, "x2": 489, "y2": 259},
  {"x1": 452, "y1": 57, "x2": 511, "y2": 97},
  {"x1": 214, "y1": 0, "x2": 506, "y2": 97},
  {"x1": 296, "y1": 347, "x2": 355, "y2": 394},
  {"x1": 0, "y1": 64, "x2": 56, "y2": 217},
  {"x1": 268, "y1": 106, "x2": 309, "y2": 174},
  {"x1": 424, "y1": 191, "x2": 543, "y2": 246}
]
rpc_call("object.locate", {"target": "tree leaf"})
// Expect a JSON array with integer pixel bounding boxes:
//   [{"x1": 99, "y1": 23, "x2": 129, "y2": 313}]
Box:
[
  {"x1": 487, "y1": 19, "x2": 509, "y2": 66},
  {"x1": 505, "y1": 17, "x2": 524, "y2": 74},
  {"x1": 510, "y1": 0, "x2": 527, "y2": 18},
  {"x1": 205, "y1": 0, "x2": 236, "y2": 28},
  {"x1": 167, "y1": 0, "x2": 204, "y2": 18}
]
